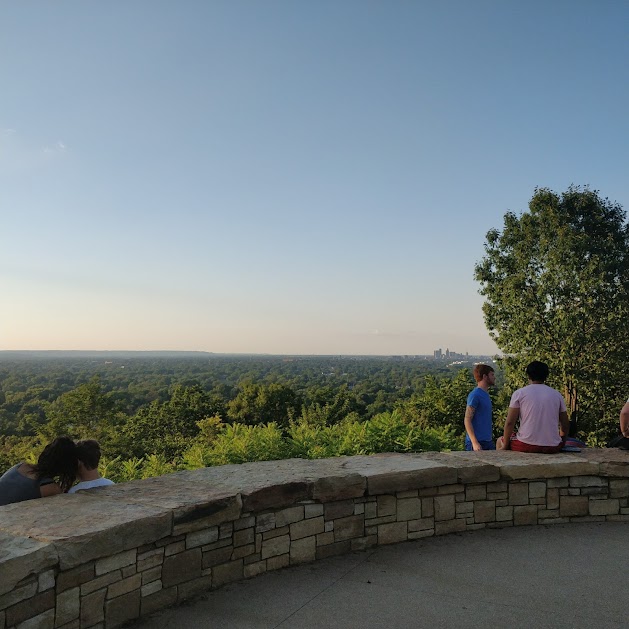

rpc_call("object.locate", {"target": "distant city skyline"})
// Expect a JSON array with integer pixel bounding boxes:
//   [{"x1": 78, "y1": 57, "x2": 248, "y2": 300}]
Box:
[
  {"x1": 433, "y1": 348, "x2": 469, "y2": 360},
  {"x1": 2, "y1": 2, "x2": 628, "y2": 355}
]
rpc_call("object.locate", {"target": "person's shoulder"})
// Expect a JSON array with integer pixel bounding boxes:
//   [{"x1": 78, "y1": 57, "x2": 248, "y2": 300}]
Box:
[
  {"x1": 70, "y1": 478, "x2": 115, "y2": 493},
  {"x1": 69, "y1": 480, "x2": 98, "y2": 493},
  {"x1": 0, "y1": 464, "x2": 19, "y2": 483},
  {"x1": 509, "y1": 386, "x2": 525, "y2": 406},
  {"x1": 542, "y1": 386, "x2": 566, "y2": 407}
]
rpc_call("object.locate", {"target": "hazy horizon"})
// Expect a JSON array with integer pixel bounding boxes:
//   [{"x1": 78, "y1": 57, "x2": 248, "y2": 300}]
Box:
[
  {"x1": 2, "y1": 2, "x2": 627, "y2": 355},
  {"x1": 0, "y1": 348, "x2": 496, "y2": 357}
]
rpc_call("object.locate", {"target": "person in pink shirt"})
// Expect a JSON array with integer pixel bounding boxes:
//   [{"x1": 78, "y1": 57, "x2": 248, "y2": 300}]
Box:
[{"x1": 497, "y1": 361, "x2": 570, "y2": 453}]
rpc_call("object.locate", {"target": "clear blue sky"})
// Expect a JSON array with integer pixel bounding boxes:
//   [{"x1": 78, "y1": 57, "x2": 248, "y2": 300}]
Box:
[{"x1": 2, "y1": 1, "x2": 628, "y2": 355}]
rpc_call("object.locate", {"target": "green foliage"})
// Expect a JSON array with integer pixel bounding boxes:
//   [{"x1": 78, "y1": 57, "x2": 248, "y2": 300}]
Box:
[
  {"x1": 117, "y1": 457, "x2": 145, "y2": 483},
  {"x1": 196, "y1": 415, "x2": 223, "y2": 442},
  {"x1": 180, "y1": 443, "x2": 207, "y2": 470},
  {"x1": 203, "y1": 423, "x2": 290, "y2": 466},
  {"x1": 0, "y1": 355, "x2": 486, "y2": 481},
  {"x1": 98, "y1": 455, "x2": 121, "y2": 481},
  {"x1": 141, "y1": 454, "x2": 176, "y2": 479},
  {"x1": 475, "y1": 186, "x2": 629, "y2": 440},
  {"x1": 299, "y1": 385, "x2": 362, "y2": 426},
  {"x1": 121, "y1": 384, "x2": 221, "y2": 459},
  {"x1": 409, "y1": 370, "x2": 475, "y2": 428},
  {"x1": 0, "y1": 435, "x2": 39, "y2": 471},
  {"x1": 287, "y1": 412, "x2": 462, "y2": 459},
  {"x1": 40, "y1": 376, "x2": 117, "y2": 442},
  {"x1": 288, "y1": 417, "x2": 354, "y2": 458},
  {"x1": 226, "y1": 382, "x2": 300, "y2": 426},
  {"x1": 97, "y1": 454, "x2": 175, "y2": 483},
  {"x1": 340, "y1": 412, "x2": 462, "y2": 455}
]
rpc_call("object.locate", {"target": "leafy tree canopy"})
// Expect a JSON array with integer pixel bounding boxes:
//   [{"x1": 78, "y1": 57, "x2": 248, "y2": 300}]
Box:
[
  {"x1": 41, "y1": 376, "x2": 117, "y2": 442},
  {"x1": 475, "y1": 185, "x2": 629, "y2": 437}
]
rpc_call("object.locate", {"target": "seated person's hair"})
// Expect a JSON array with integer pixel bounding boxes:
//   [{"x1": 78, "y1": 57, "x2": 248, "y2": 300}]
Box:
[
  {"x1": 35, "y1": 436, "x2": 78, "y2": 493},
  {"x1": 75, "y1": 439, "x2": 102, "y2": 471},
  {"x1": 526, "y1": 361, "x2": 550, "y2": 382}
]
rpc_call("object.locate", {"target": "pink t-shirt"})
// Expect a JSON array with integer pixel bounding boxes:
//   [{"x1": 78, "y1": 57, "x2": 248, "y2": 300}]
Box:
[{"x1": 509, "y1": 384, "x2": 567, "y2": 447}]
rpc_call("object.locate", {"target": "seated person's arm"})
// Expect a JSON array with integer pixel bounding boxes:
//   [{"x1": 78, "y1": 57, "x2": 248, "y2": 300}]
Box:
[
  {"x1": 40, "y1": 481, "x2": 62, "y2": 498},
  {"x1": 620, "y1": 403, "x2": 629, "y2": 438},
  {"x1": 500, "y1": 407, "x2": 519, "y2": 449},
  {"x1": 464, "y1": 405, "x2": 481, "y2": 451},
  {"x1": 558, "y1": 411, "x2": 569, "y2": 439}
]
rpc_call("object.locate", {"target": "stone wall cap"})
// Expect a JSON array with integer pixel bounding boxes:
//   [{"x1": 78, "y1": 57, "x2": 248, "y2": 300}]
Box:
[
  {"x1": 0, "y1": 494, "x2": 172, "y2": 569},
  {"x1": 336, "y1": 454, "x2": 457, "y2": 494},
  {"x1": 463, "y1": 450, "x2": 600, "y2": 480},
  {"x1": 0, "y1": 532, "x2": 58, "y2": 597},
  {"x1": 93, "y1": 474, "x2": 242, "y2": 519},
  {"x1": 579, "y1": 449, "x2": 629, "y2": 477},
  {"x1": 417, "y1": 452, "x2": 501, "y2": 483}
]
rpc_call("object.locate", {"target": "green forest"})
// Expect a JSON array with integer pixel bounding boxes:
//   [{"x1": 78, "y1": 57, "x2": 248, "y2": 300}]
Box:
[
  {"x1": 0, "y1": 349, "x2": 623, "y2": 485},
  {"x1": 0, "y1": 353, "x2": 503, "y2": 481}
]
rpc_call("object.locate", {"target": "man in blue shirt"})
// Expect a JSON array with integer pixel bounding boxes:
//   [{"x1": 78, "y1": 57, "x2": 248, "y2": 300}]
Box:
[{"x1": 464, "y1": 364, "x2": 495, "y2": 451}]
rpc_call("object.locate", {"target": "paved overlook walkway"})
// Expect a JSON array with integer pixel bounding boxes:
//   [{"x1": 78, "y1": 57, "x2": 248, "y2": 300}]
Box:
[{"x1": 135, "y1": 522, "x2": 627, "y2": 629}]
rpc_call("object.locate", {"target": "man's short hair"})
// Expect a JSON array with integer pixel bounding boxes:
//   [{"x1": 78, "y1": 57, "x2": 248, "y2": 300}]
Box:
[
  {"x1": 473, "y1": 364, "x2": 494, "y2": 383},
  {"x1": 526, "y1": 361, "x2": 549, "y2": 382},
  {"x1": 76, "y1": 439, "x2": 101, "y2": 470}
]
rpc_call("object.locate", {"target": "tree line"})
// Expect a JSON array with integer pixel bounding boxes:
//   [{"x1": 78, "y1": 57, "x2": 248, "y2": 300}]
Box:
[{"x1": 0, "y1": 356, "x2": 492, "y2": 479}]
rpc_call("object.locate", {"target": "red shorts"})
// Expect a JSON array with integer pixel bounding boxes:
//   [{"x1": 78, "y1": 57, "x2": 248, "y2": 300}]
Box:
[{"x1": 510, "y1": 437, "x2": 563, "y2": 454}]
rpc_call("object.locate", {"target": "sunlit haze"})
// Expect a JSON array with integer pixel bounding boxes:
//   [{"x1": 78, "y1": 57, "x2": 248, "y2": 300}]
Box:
[{"x1": 2, "y1": 2, "x2": 628, "y2": 355}]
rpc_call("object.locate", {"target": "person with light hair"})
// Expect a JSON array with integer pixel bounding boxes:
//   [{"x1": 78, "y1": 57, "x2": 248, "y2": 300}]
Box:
[{"x1": 464, "y1": 364, "x2": 496, "y2": 451}]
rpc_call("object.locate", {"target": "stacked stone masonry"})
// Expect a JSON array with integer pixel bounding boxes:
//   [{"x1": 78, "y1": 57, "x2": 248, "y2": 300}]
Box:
[{"x1": 2, "y1": 449, "x2": 629, "y2": 629}]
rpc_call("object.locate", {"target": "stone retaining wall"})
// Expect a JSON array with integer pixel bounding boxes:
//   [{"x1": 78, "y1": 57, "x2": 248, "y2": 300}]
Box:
[{"x1": 2, "y1": 449, "x2": 629, "y2": 629}]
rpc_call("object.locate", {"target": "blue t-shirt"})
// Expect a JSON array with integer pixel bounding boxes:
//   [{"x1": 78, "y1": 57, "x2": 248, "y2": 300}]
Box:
[{"x1": 465, "y1": 387, "x2": 493, "y2": 446}]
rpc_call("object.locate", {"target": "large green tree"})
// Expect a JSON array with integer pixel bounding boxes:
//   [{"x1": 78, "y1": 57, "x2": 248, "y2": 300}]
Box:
[
  {"x1": 41, "y1": 376, "x2": 118, "y2": 442},
  {"x1": 121, "y1": 384, "x2": 222, "y2": 459},
  {"x1": 226, "y1": 382, "x2": 300, "y2": 427},
  {"x1": 475, "y1": 186, "x2": 629, "y2": 440}
]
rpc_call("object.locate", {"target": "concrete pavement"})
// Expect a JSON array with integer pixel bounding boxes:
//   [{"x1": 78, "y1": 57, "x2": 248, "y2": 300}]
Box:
[{"x1": 133, "y1": 522, "x2": 627, "y2": 628}]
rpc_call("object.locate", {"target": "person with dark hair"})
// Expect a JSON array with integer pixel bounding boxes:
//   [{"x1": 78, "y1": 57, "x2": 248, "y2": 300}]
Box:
[
  {"x1": 464, "y1": 364, "x2": 496, "y2": 451},
  {"x1": 497, "y1": 361, "x2": 570, "y2": 453},
  {"x1": 607, "y1": 398, "x2": 629, "y2": 450},
  {"x1": 68, "y1": 440, "x2": 114, "y2": 494},
  {"x1": 0, "y1": 437, "x2": 78, "y2": 506}
]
